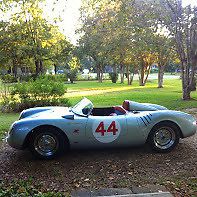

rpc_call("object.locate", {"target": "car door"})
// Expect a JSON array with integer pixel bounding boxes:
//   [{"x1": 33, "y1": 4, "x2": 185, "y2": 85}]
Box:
[
  {"x1": 125, "y1": 113, "x2": 145, "y2": 145},
  {"x1": 85, "y1": 114, "x2": 128, "y2": 148}
]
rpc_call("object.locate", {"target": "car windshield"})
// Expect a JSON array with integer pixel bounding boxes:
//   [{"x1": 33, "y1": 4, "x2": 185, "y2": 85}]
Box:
[{"x1": 71, "y1": 98, "x2": 93, "y2": 116}]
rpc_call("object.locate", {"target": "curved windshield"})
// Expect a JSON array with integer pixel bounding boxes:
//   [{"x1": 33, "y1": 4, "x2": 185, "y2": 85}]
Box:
[{"x1": 71, "y1": 98, "x2": 93, "y2": 116}]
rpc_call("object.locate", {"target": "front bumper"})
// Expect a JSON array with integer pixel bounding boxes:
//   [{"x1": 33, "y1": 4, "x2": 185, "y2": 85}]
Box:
[{"x1": 6, "y1": 124, "x2": 30, "y2": 150}]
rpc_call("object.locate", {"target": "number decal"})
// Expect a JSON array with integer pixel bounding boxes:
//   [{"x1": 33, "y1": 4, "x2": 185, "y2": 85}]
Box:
[
  {"x1": 107, "y1": 121, "x2": 118, "y2": 135},
  {"x1": 93, "y1": 120, "x2": 121, "y2": 143},
  {"x1": 95, "y1": 121, "x2": 106, "y2": 136}
]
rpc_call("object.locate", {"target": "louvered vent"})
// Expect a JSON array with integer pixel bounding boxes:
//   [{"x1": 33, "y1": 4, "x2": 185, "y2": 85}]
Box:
[{"x1": 140, "y1": 114, "x2": 152, "y2": 126}]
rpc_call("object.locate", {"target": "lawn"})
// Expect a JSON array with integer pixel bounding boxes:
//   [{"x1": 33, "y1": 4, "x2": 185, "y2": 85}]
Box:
[{"x1": 67, "y1": 79, "x2": 197, "y2": 109}]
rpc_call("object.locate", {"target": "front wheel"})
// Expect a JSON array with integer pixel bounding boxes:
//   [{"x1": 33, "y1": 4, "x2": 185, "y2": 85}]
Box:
[
  {"x1": 148, "y1": 122, "x2": 180, "y2": 153},
  {"x1": 29, "y1": 127, "x2": 68, "y2": 159}
]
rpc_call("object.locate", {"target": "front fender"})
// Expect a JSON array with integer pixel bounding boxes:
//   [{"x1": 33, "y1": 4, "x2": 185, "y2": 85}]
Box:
[{"x1": 7, "y1": 118, "x2": 65, "y2": 149}]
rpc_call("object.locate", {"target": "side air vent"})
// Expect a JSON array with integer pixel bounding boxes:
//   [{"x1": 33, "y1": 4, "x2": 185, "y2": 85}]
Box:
[{"x1": 140, "y1": 114, "x2": 152, "y2": 126}]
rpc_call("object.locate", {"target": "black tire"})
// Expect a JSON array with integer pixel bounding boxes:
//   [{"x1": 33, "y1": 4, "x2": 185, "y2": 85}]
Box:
[
  {"x1": 29, "y1": 127, "x2": 69, "y2": 159},
  {"x1": 148, "y1": 122, "x2": 180, "y2": 153}
]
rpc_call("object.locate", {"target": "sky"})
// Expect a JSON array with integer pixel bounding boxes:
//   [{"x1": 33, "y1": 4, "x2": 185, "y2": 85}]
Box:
[
  {"x1": 43, "y1": 0, "x2": 82, "y2": 45},
  {"x1": 44, "y1": 0, "x2": 197, "y2": 45},
  {"x1": 2, "y1": 0, "x2": 197, "y2": 45}
]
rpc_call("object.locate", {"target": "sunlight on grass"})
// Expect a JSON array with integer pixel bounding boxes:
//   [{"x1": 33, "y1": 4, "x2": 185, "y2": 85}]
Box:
[
  {"x1": 66, "y1": 79, "x2": 197, "y2": 109},
  {"x1": 66, "y1": 84, "x2": 160, "y2": 97}
]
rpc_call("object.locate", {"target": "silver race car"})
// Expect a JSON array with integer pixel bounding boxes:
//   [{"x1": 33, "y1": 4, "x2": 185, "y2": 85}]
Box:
[{"x1": 7, "y1": 98, "x2": 196, "y2": 159}]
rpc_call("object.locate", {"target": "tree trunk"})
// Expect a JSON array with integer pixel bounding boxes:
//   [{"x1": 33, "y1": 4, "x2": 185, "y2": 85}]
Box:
[
  {"x1": 39, "y1": 60, "x2": 44, "y2": 74},
  {"x1": 54, "y1": 64, "x2": 57, "y2": 74},
  {"x1": 126, "y1": 65, "x2": 133, "y2": 85},
  {"x1": 100, "y1": 71, "x2": 103, "y2": 83},
  {"x1": 7, "y1": 67, "x2": 11, "y2": 74},
  {"x1": 120, "y1": 64, "x2": 125, "y2": 83},
  {"x1": 99, "y1": 66, "x2": 103, "y2": 83},
  {"x1": 97, "y1": 65, "x2": 103, "y2": 83},
  {"x1": 142, "y1": 62, "x2": 152, "y2": 86},
  {"x1": 12, "y1": 65, "x2": 17, "y2": 77},
  {"x1": 12, "y1": 59, "x2": 17, "y2": 77},
  {"x1": 181, "y1": 61, "x2": 191, "y2": 100},
  {"x1": 113, "y1": 65, "x2": 117, "y2": 74},
  {"x1": 35, "y1": 60, "x2": 40, "y2": 76},
  {"x1": 130, "y1": 73, "x2": 134, "y2": 85},
  {"x1": 96, "y1": 64, "x2": 100, "y2": 82},
  {"x1": 182, "y1": 86, "x2": 191, "y2": 100},
  {"x1": 158, "y1": 64, "x2": 165, "y2": 88},
  {"x1": 139, "y1": 60, "x2": 145, "y2": 86}
]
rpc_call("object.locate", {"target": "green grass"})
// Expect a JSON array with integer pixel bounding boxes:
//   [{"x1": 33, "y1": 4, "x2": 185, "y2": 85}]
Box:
[
  {"x1": 0, "y1": 78, "x2": 197, "y2": 140},
  {"x1": 68, "y1": 79, "x2": 197, "y2": 109}
]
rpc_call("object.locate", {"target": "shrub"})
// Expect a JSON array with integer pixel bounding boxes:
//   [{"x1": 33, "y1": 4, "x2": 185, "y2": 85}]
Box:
[
  {"x1": 19, "y1": 74, "x2": 37, "y2": 82},
  {"x1": 1, "y1": 74, "x2": 18, "y2": 83},
  {"x1": 19, "y1": 74, "x2": 68, "y2": 83},
  {"x1": 38, "y1": 74, "x2": 68, "y2": 82},
  {"x1": 109, "y1": 73, "x2": 118, "y2": 83},
  {"x1": 1, "y1": 78, "x2": 70, "y2": 112}
]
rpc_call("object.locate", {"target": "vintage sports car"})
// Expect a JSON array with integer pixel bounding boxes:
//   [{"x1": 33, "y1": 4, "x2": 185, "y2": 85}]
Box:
[{"x1": 7, "y1": 98, "x2": 196, "y2": 159}]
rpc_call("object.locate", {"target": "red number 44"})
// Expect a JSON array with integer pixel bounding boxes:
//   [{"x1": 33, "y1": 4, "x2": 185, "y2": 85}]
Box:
[{"x1": 96, "y1": 121, "x2": 118, "y2": 136}]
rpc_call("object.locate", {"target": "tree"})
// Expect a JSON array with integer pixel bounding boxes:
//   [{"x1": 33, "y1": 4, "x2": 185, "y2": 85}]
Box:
[
  {"x1": 154, "y1": 35, "x2": 175, "y2": 88},
  {"x1": 156, "y1": 0, "x2": 197, "y2": 99},
  {"x1": 0, "y1": 21, "x2": 32, "y2": 76},
  {"x1": 48, "y1": 27, "x2": 73, "y2": 74},
  {"x1": 0, "y1": 0, "x2": 72, "y2": 76},
  {"x1": 67, "y1": 56, "x2": 81, "y2": 83}
]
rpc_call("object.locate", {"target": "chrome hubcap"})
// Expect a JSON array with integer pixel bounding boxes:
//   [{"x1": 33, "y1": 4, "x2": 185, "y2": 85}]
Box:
[
  {"x1": 154, "y1": 127, "x2": 176, "y2": 150},
  {"x1": 34, "y1": 134, "x2": 58, "y2": 156}
]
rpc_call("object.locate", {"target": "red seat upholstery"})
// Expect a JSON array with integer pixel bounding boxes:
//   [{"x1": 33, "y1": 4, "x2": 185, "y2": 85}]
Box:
[
  {"x1": 122, "y1": 100, "x2": 130, "y2": 111},
  {"x1": 113, "y1": 106, "x2": 127, "y2": 114}
]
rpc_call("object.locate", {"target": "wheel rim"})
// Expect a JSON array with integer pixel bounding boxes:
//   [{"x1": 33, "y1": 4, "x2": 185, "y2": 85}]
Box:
[
  {"x1": 153, "y1": 126, "x2": 176, "y2": 150},
  {"x1": 34, "y1": 134, "x2": 59, "y2": 157}
]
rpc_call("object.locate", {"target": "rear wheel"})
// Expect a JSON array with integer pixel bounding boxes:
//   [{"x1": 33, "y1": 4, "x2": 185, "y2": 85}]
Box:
[
  {"x1": 148, "y1": 122, "x2": 180, "y2": 153},
  {"x1": 29, "y1": 127, "x2": 68, "y2": 159}
]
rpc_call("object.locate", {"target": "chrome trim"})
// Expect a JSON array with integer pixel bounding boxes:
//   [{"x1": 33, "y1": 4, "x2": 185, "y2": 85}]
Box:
[{"x1": 34, "y1": 134, "x2": 59, "y2": 156}]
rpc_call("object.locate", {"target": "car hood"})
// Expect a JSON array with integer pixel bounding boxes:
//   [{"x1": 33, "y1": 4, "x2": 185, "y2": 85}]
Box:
[{"x1": 20, "y1": 106, "x2": 73, "y2": 120}]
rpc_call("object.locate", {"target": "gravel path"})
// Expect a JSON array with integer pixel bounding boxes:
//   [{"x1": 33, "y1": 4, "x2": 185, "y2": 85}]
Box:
[{"x1": 0, "y1": 113, "x2": 196, "y2": 195}]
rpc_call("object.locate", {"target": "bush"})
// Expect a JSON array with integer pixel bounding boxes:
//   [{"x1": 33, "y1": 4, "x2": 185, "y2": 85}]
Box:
[
  {"x1": 19, "y1": 74, "x2": 68, "y2": 83},
  {"x1": 38, "y1": 74, "x2": 68, "y2": 82},
  {"x1": 109, "y1": 73, "x2": 118, "y2": 83},
  {"x1": 1, "y1": 78, "x2": 70, "y2": 112},
  {"x1": 19, "y1": 74, "x2": 37, "y2": 82},
  {"x1": 1, "y1": 74, "x2": 18, "y2": 83}
]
